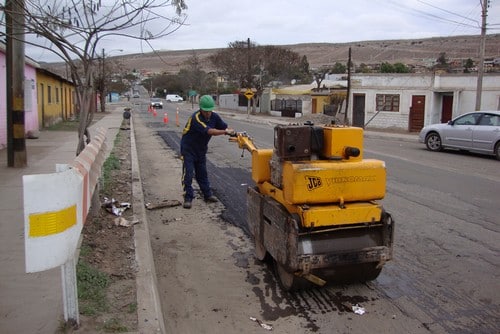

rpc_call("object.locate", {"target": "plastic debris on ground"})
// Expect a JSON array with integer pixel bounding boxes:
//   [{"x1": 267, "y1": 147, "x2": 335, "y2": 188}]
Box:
[
  {"x1": 352, "y1": 304, "x2": 366, "y2": 315},
  {"x1": 114, "y1": 216, "x2": 140, "y2": 227},
  {"x1": 103, "y1": 197, "x2": 131, "y2": 216},
  {"x1": 250, "y1": 317, "x2": 273, "y2": 330}
]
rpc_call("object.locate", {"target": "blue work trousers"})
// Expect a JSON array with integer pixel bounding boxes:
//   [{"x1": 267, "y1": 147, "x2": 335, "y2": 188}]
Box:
[{"x1": 181, "y1": 150, "x2": 212, "y2": 201}]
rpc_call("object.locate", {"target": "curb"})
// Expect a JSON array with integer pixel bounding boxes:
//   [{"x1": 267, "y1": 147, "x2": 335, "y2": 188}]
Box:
[{"x1": 130, "y1": 116, "x2": 166, "y2": 334}]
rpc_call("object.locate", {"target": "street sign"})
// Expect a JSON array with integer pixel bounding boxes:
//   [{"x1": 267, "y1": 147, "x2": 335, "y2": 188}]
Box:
[{"x1": 244, "y1": 89, "x2": 254, "y2": 100}]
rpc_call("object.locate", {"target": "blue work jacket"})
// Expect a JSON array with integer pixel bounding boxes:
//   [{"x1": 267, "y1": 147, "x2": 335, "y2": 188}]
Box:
[{"x1": 180, "y1": 110, "x2": 228, "y2": 155}]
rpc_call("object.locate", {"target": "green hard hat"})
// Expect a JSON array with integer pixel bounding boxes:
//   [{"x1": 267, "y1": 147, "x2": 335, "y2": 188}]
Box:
[{"x1": 199, "y1": 95, "x2": 215, "y2": 111}]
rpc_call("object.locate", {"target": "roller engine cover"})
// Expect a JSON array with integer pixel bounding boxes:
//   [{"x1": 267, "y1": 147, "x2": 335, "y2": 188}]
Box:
[{"x1": 274, "y1": 124, "x2": 323, "y2": 160}]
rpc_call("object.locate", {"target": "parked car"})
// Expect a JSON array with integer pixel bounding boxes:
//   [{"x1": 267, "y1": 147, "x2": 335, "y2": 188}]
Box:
[
  {"x1": 418, "y1": 111, "x2": 500, "y2": 160},
  {"x1": 166, "y1": 94, "x2": 183, "y2": 102},
  {"x1": 150, "y1": 98, "x2": 163, "y2": 109}
]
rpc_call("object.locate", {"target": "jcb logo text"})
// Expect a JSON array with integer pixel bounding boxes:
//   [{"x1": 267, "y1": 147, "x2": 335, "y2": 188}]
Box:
[{"x1": 306, "y1": 176, "x2": 322, "y2": 191}]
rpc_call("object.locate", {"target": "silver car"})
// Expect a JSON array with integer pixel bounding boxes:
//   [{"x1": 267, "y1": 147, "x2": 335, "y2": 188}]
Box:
[
  {"x1": 418, "y1": 111, "x2": 500, "y2": 160},
  {"x1": 150, "y1": 98, "x2": 163, "y2": 109}
]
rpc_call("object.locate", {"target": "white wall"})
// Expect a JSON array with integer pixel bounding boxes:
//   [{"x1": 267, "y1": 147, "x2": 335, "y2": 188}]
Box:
[
  {"x1": 218, "y1": 94, "x2": 239, "y2": 109},
  {"x1": 351, "y1": 73, "x2": 500, "y2": 130},
  {"x1": 218, "y1": 93, "x2": 256, "y2": 113}
]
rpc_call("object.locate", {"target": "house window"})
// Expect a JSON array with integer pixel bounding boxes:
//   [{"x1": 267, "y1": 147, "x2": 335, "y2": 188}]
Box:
[
  {"x1": 56, "y1": 87, "x2": 60, "y2": 103},
  {"x1": 47, "y1": 86, "x2": 52, "y2": 103},
  {"x1": 376, "y1": 94, "x2": 400, "y2": 112}
]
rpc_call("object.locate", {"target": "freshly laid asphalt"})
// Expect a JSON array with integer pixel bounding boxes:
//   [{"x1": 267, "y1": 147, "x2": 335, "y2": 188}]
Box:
[{"x1": 0, "y1": 101, "x2": 418, "y2": 334}]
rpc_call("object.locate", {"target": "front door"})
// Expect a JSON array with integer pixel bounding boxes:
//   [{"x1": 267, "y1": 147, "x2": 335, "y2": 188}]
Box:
[
  {"x1": 352, "y1": 94, "x2": 365, "y2": 127},
  {"x1": 409, "y1": 95, "x2": 425, "y2": 132},
  {"x1": 441, "y1": 95, "x2": 453, "y2": 123},
  {"x1": 312, "y1": 98, "x2": 317, "y2": 114},
  {"x1": 39, "y1": 83, "x2": 45, "y2": 129}
]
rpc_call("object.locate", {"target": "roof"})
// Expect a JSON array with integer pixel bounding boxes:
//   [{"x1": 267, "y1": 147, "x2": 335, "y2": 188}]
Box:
[
  {"x1": 36, "y1": 67, "x2": 74, "y2": 85},
  {"x1": 272, "y1": 79, "x2": 348, "y2": 95},
  {"x1": 0, "y1": 42, "x2": 40, "y2": 68}
]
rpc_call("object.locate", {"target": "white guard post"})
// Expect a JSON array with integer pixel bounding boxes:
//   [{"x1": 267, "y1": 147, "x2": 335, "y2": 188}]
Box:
[{"x1": 22, "y1": 128, "x2": 107, "y2": 326}]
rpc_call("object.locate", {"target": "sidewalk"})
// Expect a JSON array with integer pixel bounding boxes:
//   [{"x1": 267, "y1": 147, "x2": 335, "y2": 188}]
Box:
[{"x1": 0, "y1": 104, "x2": 126, "y2": 333}]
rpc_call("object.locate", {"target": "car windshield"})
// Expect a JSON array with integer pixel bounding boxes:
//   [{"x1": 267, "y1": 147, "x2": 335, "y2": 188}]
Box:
[{"x1": 151, "y1": 98, "x2": 161, "y2": 102}]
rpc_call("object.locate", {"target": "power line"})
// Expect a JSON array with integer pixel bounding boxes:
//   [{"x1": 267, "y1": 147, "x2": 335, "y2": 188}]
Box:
[
  {"x1": 381, "y1": 0, "x2": 482, "y2": 31},
  {"x1": 417, "y1": 0, "x2": 479, "y2": 23}
]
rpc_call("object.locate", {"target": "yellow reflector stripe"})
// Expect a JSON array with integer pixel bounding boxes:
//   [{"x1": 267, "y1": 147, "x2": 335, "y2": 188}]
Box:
[{"x1": 29, "y1": 205, "x2": 77, "y2": 237}]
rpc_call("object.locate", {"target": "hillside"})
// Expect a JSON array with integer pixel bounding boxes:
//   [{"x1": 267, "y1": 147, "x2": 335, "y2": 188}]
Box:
[{"x1": 45, "y1": 34, "x2": 500, "y2": 75}]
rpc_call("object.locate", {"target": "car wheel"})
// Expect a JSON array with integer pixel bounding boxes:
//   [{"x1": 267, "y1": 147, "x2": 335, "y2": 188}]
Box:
[
  {"x1": 425, "y1": 132, "x2": 443, "y2": 151},
  {"x1": 495, "y1": 142, "x2": 500, "y2": 161}
]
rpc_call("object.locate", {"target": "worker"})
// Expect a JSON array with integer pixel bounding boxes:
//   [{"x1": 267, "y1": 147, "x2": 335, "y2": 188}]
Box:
[{"x1": 180, "y1": 95, "x2": 235, "y2": 209}]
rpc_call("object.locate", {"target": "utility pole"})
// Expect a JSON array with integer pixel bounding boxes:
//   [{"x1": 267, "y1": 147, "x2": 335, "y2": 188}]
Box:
[
  {"x1": 344, "y1": 47, "x2": 351, "y2": 125},
  {"x1": 247, "y1": 37, "x2": 251, "y2": 87},
  {"x1": 475, "y1": 0, "x2": 488, "y2": 111},
  {"x1": 101, "y1": 48, "x2": 106, "y2": 113},
  {"x1": 247, "y1": 38, "x2": 251, "y2": 116},
  {"x1": 6, "y1": 0, "x2": 27, "y2": 167}
]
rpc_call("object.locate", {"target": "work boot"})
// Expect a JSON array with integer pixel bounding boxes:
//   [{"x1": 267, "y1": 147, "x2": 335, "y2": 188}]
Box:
[
  {"x1": 204, "y1": 195, "x2": 218, "y2": 203},
  {"x1": 183, "y1": 200, "x2": 192, "y2": 209}
]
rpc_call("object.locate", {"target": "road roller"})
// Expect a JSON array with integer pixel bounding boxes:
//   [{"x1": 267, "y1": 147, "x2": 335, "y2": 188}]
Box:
[{"x1": 230, "y1": 121, "x2": 394, "y2": 290}]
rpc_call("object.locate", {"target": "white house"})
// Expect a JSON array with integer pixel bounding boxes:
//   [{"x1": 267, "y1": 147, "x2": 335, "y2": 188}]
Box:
[
  {"x1": 218, "y1": 73, "x2": 500, "y2": 132},
  {"x1": 349, "y1": 73, "x2": 500, "y2": 132}
]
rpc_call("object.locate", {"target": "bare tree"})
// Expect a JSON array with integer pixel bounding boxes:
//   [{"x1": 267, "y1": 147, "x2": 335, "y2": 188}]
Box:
[
  {"x1": 312, "y1": 67, "x2": 330, "y2": 90},
  {"x1": 209, "y1": 40, "x2": 309, "y2": 112},
  {"x1": 210, "y1": 40, "x2": 309, "y2": 89},
  {"x1": 209, "y1": 40, "x2": 258, "y2": 89},
  {"x1": 0, "y1": 0, "x2": 187, "y2": 154},
  {"x1": 95, "y1": 55, "x2": 128, "y2": 107}
]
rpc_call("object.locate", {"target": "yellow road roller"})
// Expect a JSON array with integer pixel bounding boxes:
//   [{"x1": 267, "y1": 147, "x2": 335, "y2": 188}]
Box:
[{"x1": 230, "y1": 122, "x2": 394, "y2": 290}]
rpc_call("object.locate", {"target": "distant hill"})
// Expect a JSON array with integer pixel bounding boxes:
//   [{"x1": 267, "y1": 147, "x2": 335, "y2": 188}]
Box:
[{"x1": 45, "y1": 34, "x2": 500, "y2": 75}]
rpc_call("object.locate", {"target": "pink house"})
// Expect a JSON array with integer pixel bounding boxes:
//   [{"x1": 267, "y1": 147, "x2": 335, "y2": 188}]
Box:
[{"x1": 0, "y1": 44, "x2": 39, "y2": 150}]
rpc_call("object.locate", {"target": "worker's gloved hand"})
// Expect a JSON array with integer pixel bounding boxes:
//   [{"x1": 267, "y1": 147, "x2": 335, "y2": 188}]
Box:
[{"x1": 225, "y1": 128, "x2": 236, "y2": 136}]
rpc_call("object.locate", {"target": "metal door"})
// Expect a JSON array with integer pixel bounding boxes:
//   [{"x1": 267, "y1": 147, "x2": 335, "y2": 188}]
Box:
[
  {"x1": 409, "y1": 95, "x2": 425, "y2": 132},
  {"x1": 352, "y1": 94, "x2": 365, "y2": 127}
]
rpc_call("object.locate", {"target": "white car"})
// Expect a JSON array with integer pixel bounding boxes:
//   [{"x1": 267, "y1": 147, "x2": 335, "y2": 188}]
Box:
[
  {"x1": 418, "y1": 111, "x2": 500, "y2": 160},
  {"x1": 166, "y1": 94, "x2": 183, "y2": 102}
]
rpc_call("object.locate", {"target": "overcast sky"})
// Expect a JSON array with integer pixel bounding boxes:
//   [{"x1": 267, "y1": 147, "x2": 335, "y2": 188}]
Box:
[{"x1": 29, "y1": 0, "x2": 500, "y2": 62}]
